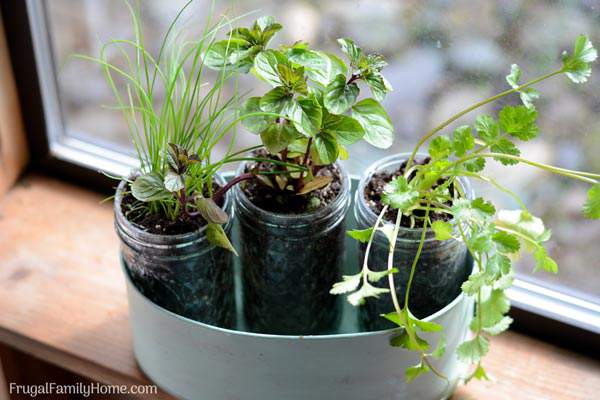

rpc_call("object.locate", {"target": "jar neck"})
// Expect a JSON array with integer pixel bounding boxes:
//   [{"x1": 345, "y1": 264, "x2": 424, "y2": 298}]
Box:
[
  {"x1": 354, "y1": 152, "x2": 473, "y2": 244},
  {"x1": 114, "y1": 173, "x2": 233, "y2": 253},
  {"x1": 234, "y1": 162, "x2": 351, "y2": 237}
]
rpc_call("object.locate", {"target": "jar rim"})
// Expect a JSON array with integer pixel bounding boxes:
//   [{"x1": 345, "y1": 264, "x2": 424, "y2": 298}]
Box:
[
  {"x1": 114, "y1": 171, "x2": 233, "y2": 247},
  {"x1": 233, "y1": 160, "x2": 351, "y2": 227}
]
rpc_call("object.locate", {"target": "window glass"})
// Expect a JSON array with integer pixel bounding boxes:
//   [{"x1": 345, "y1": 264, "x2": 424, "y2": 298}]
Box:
[{"x1": 45, "y1": 0, "x2": 600, "y2": 303}]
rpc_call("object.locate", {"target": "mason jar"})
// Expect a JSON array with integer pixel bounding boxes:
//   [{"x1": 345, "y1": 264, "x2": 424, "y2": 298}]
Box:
[
  {"x1": 234, "y1": 162, "x2": 351, "y2": 335},
  {"x1": 354, "y1": 153, "x2": 473, "y2": 331},
  {"x1": 114, "y1": 175, "x2": 235, "y2": 328}
]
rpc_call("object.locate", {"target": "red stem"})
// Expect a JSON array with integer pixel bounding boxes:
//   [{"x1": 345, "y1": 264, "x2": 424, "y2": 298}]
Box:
[{"x1": 211, "y1": 172, "x2": 255, "y2": 205}]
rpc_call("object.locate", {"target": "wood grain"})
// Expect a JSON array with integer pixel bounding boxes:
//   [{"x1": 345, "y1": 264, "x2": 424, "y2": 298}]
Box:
[
  {"x1": 0, "y1": 10, "x2": 29, "y2": 197},
  {"x1": 0, "y1": 174, "x2": 599, "y2": 400}
]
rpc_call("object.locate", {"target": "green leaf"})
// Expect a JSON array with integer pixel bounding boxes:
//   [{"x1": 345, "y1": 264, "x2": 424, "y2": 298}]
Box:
[
  {"x1": 464, "y1": 157, "x2": 486, "y2": 173},
  {"x1": 562, "y1": 34, "x2": 598, "y2": 83},
  {"x1": 406, "y1": 362, "x2": 430, "y2": 383},
  {"x1": 498, "y1": 105, "x2": 538, "y2": 141},
  {"x1": 351, "y1": 98, "x2": 394, "y2": 149},
  {"x1": 240, "y1": 97, "x2": 272, "y2": 134},
  {"x1": 347, "y1": 227, "x2": 374, "y2": 243},
  {"x1": 364, "y1": 72, "x2": 392, "y2": 101},
  {"x1": 338, "y1": 38, "x2": 362, "y2": 65},
  {"x1": 196, "y1": 197, "x2": 229, "y2": 224},
  {"x1": 253, "y1": 49, "x2": 287, "y2": 86},
  {"x1": 505, "y1": 64, "x2": 539, "y2": 109},
  {"x1": 431, "y1": 335, "x2": 446, "y2": 359},
  {"x1": 287, "y1": 97, "x2": 323, "y2": 137},
  {"x1": 452, "y1": 198, "x2": 495, "y2": 225},
  {"x1": 366, "y1": 268, "x2": 398, "y2": 283},
  {"x1": 461, "y1": 271, "x2": 487, "y2": 295},
  {"x1": 472, "y1": 364, "x2": 490, "y2": 381},
  {"x1": 490, "y1": 138, "x2": 520, "y2": 165},
  {"x1": 381, "y1": 176, "x2": 419, "y2": 212},
  {"x1": 431, "y1": 220, "x2": 453, "y2": 241},
  {"x1": 583, "y1": 184, "x2": 600, "y2": 219},
  {"x1": 164, "y1": 170, "x2": 185, "y2": 193},
  {"x1": 131, "y1": 173, "x2": 171, "y2": 202},
  {"x1": 472, "y1": 289, "x2": 510, "y2": 330},
  {"x1": 260, "y1": 123, "x2": 299, "y2": 153},
  {"x1": 492, "y1": 231, "x2": 520, "y2": 254},
  {"x1": 206, "y1": 223, "x2": 237, "y2": 255},
  {"x1": 475, "y1": 115, "x2": 499, "y2": 144},
  {"x1": 330, "y1": 272, "x2": 362, "y2": 295},
  {"x1": 452, "y1": 125, "x2": 475, "y2": 157},
  {"x1": 277, "y1": 64, "x2": 308, "y2": 94},
  {"x1": 288, "y1": 49, "x2": 347, "y2": 86},
  {"x1": 496, "y1": 210, "x2": 548, "y2": 243},
  {"x1": 472, "y1": 198, "x2": 496, "y2": 216},
  {"x1": 259, "y1": 87, "x2": 293, "y2": 113},
  {"x1": 314, "y1": 130, "x2": 339, "y2": 164},
  {"x1": 412, "y1": 317, "x2": 442, "y2": 333},
  {"x1": 347, "y1": 281, "x2": 389, "y2": 306},
  {"x1": 428, "y1": 136, "x2": 452, "y2": 159},
  {"x1": 390, "y1": 330, "x2": 430, "y2": 351},
  {"x1": 323, "y1": 74, "x2": 359, "y2": 114},
  {"x1": 323, "y1": 114, "x2": 365, "y2": 145},
  {"x1": 456, "y1": 336, "x2": 490, "y2": 364},
  {"x1": 204, "y1": 39, "x2": 257, "y2": 72},
  {"x1": 533, "y1": 247, "x2": 558, "y2": 274},
  {"x1": 483, "y1": 316, "x2": 513, "y2": 335}
]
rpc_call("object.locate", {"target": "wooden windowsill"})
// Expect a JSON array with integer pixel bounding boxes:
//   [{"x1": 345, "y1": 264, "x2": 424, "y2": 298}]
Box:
[{"x1": 0, "y1": 174, "x2": 599, "y2": 399}]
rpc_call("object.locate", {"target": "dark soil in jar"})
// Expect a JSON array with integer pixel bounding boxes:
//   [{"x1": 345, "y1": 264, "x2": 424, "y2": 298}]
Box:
[
  {"x1": 120, "y1": 181, "x2": 223, "y2": 235},
  {"x1": 241, "y1": 149, "x2": 342, "y2": 214},
  {"x1": 363, "y1": 157, "x2": 456, "y2": 227}
]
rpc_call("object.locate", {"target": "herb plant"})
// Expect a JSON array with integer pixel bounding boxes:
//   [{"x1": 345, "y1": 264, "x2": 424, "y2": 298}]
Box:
[
  {"x1": 207, "y1": 17, "x2": 394, "y2": 202},
  {"x1": 76, "y1": 2, "x2": 288, "y2": 251},
  {"x1": 332, "y1": 35, "x2": 600, "y2": 382}
]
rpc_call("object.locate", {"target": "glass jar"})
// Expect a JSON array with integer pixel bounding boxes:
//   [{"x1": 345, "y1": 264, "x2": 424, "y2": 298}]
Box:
[
  {"x1": 354, "y1": 153, "x2": 473, "y2": 331},
  {"x1": 234, "y1": 163, "x2": 351, "y2": 335},
  {"x1": 114, "y1": 175, "x2": 235, "y2": 328}
]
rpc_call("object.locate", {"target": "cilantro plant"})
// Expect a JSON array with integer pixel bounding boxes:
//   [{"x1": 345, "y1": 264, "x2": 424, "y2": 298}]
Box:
[
  {"x1": 77, "y1": 4, "x2": 304, "y2": 251},
  {"x1": 332, "y1": 35, "x2": 600, "y2": 382},
  {"x1": 207, "y1": 17, "x2": 394, "y2": 200}
]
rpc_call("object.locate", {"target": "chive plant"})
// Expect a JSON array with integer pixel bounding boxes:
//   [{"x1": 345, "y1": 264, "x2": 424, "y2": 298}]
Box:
[
  {"x1": 206, "y1": 17, "x2": 394, "y2": 201},
  {"x1": 333, "y1": 35, "x2": 600, "y2": 382},
  {"x1": 76, "y1": 2, "x2": 301, "y2": 251}
]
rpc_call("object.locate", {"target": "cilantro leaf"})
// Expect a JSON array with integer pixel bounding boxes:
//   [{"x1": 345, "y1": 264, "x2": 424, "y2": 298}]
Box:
[
  {"x1": 490, "y1": 138, "x2": 521, "y2": 165},
  {"x1": 406, "y1": 362, "x2": 430, "y2": 383},
  {"x1": 533, "y1": 246, "x2": 558, "y2": 274},
  {"x1": 492, "y1": 231, "x2": 520, "y2": 254},
  {"x1": 381, "y1": 176, "x2": 419, "y2": 212},
  {"x1": 483, "y1": 316, "x2": 513, "y2": 336},
  {"x1": 347, "y1": 227, "x2": 374, "y2": 243},
  {"x1": 452, "y1": 125, "x2": 475, "y2": 157},
  {"x1": 562, "y1": 34, "x2": 598, "y2": 84},
  {"x1": 498, "y1": 105, "x2": 538, "y2": 141},
  {"x1": 329, "y1": 272, "x2": 362, "y2": 295},
  {"x1": 583, "y1": 183, "x2": 600, "y2": 219},
  {"x1": 475, "y1": 114, "x2": 499, "y2": 144},
  {"x1": 431, "y1": 335, "x2": 446, "y2": 359},
  {"x1": 505, "y1": 64, "x2": 539, "y2": 109},
  {"x1": 431, "y1": 220, "x2": 453, "y2": 241},
  {"x1": 457, "y1": 336, "x2": 490, "y2": 364},
  {"x1": 347, "y1": 281, "x2": 389, "y2": 306},
  {"x1": 428, "y1": 136, "x2": 452, "y2": 159}
]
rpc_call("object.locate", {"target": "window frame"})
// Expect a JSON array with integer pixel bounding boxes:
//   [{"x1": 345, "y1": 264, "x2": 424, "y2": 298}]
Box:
[{"x1": 2, "y1": 0, "x2": 599, "y2": 351}]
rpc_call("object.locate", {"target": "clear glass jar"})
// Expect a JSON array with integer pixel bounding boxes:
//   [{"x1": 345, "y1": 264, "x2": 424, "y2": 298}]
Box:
[
  {"x1": 234, "y1": 162, "x2": 351, "y2": 335},
  {"x1": 114, "y1": 175, "x2": 235, "y2": 328},
  {"x1": 354, "y1": 153, "x2": 473, "y2": 331}
]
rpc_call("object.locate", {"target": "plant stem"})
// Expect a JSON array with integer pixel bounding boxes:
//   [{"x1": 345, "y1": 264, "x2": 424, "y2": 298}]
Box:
[
  {"x1": 211, "y1": 172, "x2": 255, "y2": 204},
  {"x1": 404, "y1": 204, "x2": 430, "y2": 306},
  {"x1": 387, "y1": 211, "x2": 403, "y2": 315},
  {"x1": 297, "y1": 137, "x2": 313, "y2": 191},
  {"x1": 405, "y1": 69, "x2": 564, "y2": 170},
  {"x1": 362, "y1": 206, "x2": 389, "y2": 286}
]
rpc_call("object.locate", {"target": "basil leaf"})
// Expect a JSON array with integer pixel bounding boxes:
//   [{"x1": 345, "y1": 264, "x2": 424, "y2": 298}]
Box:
[
  {"x1": 287, "y1": 97, "x2": 323, "y2": 137},
  {"x1": 206, "y1": 223, "x2": 237, "y2": 255},
  {"x1": 260, "y1": 123, "x2": 299, "y2": 153},
  {"x1": 364, "y1": 72, "x2": 392, "y2": 102},
  {"x1": 164, "y1": 171, "x2": 185, "y2": 193},
  {"x1": 313, "y1": 130, "x2": 339, "y2": 164},
  {"x1": 240, "y1": 97, "x2": 272, "y2": 134},
  {"x1": 259, "y1": 87, "x2": 293, "y2": 114},
  {"x1": 351, "y1": 98, "x2": 394, "y2": 149},
  {"x1": 288, "y1": 49, "x2": 347, "y2": 86},
  {"x1": 253, "y1": 49, "x2": 287, "y2": 86},
  {"x1": 131, "y1": 172, "x2": 171, "y2": 202},
  {"x1": 337, "y1": 38, "x2": 362, "y2": 65},
  {"x1": 323, "y1": 74, "x2": 359, "y2": 114},
  {"x1": 323, "y1": 113, "x2": 364, "y2": 145}
]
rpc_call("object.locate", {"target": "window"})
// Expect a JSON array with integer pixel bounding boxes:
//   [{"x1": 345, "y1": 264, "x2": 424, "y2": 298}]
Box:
[{"x1": 20, "y1": 0, "x2": 600, "y2": 332}]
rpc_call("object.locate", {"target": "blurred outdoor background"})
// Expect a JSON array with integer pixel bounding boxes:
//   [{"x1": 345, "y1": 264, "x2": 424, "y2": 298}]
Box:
[{"x1": 45, "y1": 0, "x2": 599, "y2": 303}]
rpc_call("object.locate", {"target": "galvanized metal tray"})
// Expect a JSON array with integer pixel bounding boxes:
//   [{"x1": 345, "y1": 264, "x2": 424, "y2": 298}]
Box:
[{"x1": 123, "y1": 177, "x2": 473, "y2": 400}]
